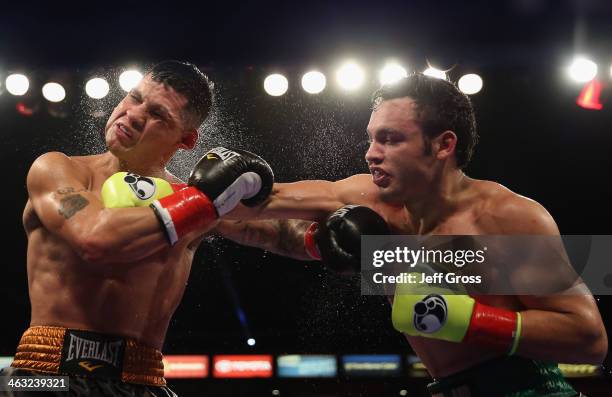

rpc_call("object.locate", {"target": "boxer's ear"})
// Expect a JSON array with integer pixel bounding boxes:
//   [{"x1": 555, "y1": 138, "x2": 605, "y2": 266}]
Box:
[
  {"x1": 433, "y1": 130, "x2": 457, "y2": 161},
  {"x1": 179, "y1": 129, "x2": 198, "y2": 150}
]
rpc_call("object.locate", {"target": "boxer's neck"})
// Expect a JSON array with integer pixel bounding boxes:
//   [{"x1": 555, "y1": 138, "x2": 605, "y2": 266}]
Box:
[
  {"x1": 100, "y1": 151, "x2": 169, "y2": 179},
  {"x1": 404, "y1": 168, "x2": 469, "y2": 234}
]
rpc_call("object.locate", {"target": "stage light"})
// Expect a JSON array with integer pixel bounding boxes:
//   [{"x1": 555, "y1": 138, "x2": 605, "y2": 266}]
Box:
[
  {"x1": 379, "y1": 62, "x2": 407, "y2": 85},
  {"x1": 119, "y1": 70, "x2": 143, "y2": 92},
  {"x1": 6, "y1": 74, "x2": 29, "y2": 96},
  {"x1": 458, "y1": 74, "x2": 483, "y2": 95},
  {"x1": 301, "y1": 71, "x2": 326, "y2": 94},
  {"x1": 568, "y1": 58, "x2": 597, "y2": 83},
  {"x1": 263, "y1": 74, "x2": 288, "y2": 96},
  {"x1": 42, "y1": 82, "x2": 66, "y2": 103},
  {"x1": 423, "y1": 67, "x2": 446, "y2": 79},
  {"x1": 336, "y1": 61, "x2": 364, "y2": 91},
  {"x1": 247, "y1": 338, "x2": 256, "y2": 346},
  {"x1": 86, "y1": 78, "x2": 110, "y2": 99}
]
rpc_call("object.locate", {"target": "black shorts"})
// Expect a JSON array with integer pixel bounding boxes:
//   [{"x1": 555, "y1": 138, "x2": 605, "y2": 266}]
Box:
[{"x1": 0, "y1": 367, "x2": 177, "y2": 397}]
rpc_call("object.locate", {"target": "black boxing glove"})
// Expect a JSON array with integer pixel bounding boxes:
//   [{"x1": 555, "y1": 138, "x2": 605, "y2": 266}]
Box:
[
  {"x1": 304, "y1": 205, "x2": 390, "y2": 273},
  {"x1": 189, "y1": 147, "x2": 274, "y2": 213},
  {"x1": 151, "y1": 147, "x2": 274, "y2": 245}
]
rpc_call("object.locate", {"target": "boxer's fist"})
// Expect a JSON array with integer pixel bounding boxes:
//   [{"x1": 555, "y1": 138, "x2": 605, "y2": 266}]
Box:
[
  {"x1": 150, "y1": 147, "x2": 273, "y2": 245},
  {"x1": 307, "y1": 205, "x2": 390, "y2": 273},
  {"x1": 189, "y1": 147, "x2": 274, "y2": 216},
  {"x1": 101, "y1": 172, "x2": 175, "y2": 208}
]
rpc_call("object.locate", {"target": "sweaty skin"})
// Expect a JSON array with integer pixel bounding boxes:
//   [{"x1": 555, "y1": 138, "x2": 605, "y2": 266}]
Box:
[
  {"x1": 220, "y1": 97, "x2": 607, "y2": 378},
  {"x1": 23, "y1": 75, "x2": 210, "y2": 350}
]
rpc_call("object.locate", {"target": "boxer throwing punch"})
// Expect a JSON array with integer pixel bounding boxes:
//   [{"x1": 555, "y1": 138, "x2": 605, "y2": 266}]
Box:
[{"x1": 219, "y1": 74, "x2": 607, "y2": 397}]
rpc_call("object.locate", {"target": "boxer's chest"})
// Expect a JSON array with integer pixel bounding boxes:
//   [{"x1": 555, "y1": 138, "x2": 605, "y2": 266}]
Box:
[{"x1": 373, "y1": 204, "x2": 484, "y2": 236}]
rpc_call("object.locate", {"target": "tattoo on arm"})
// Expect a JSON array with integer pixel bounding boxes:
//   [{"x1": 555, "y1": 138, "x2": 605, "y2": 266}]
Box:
[
  {"x1": 58, "y1": 194, "x2": 90, "y2": 219},
  {"x1": 224, "y1": 219, "x2": 312, "y2": 259},
  {"x1": 56, "y1": 187, "x2": 76, "y2": 195},
  {"x1": 53, "y1": 187, "x2": 86, "y2": 199}
]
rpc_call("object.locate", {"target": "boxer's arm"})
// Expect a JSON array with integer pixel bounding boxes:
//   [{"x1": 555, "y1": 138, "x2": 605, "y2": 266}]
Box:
[
  {"x1": 27, "y1": 153, "x2": 209, "y2": 264},
  {"x1": 495, "y1": 195, "x2": 608, "y2": 363},
  {"x1": 218, "y1": 175, "x2": 366, "y2": 257},
  {"x1": 216, "y1": 219, "x2": 313, "y2": 260},
  {"x1": 227, "y1": 173, "x2": 374, "y2": 221}
]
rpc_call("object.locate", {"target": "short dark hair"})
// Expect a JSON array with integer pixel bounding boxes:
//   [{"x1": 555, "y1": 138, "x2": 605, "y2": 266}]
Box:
[
  {"x1": 148, "y1": 60, "x2": 213, "y2": 129},
  {"x1": 372, "y1": 73, "x2": 478, "y2": 169}
]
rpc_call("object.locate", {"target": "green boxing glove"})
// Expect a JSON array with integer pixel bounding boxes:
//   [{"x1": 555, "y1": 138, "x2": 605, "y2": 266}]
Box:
[
  {"x1": 101, "y1": 172, "x2": 183, "y2": 208},
  {"x1": 392, "y1": 270, "x2": 522, "y2": 355}
]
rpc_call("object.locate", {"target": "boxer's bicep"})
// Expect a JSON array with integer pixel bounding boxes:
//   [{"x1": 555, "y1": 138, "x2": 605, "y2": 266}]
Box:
[{"x1": 27, "y1": 153, "x2": 104, "y2": 241}]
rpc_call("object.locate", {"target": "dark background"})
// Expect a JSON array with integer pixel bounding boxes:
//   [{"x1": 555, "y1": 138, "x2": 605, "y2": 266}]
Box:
[{"x1": 1, "y1": 0, "x2": 612, "y2": 395}]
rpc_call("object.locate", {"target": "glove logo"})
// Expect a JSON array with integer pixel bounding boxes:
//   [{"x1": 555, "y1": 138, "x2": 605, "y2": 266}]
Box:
[
  {"x1": 413, "y1": 294, "x2": 447, "y2": 333},
  {"x1": 123, "y1": 173, "x2": 156, "y2": 200},
  {"x1": 330, "y1": 204, "x2": 359, "y2": 220},
  {"x1": 206, "y1": 147, "x2": 241, "y2": 162}
]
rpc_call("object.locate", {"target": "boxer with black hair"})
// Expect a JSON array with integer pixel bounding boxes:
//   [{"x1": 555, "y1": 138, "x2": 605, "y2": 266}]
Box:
[
  {"x1": 2, "y1": 61, "x2": 273, "y2": 397},
  {"x1": 219, "y1": 74, "x2": 607, "y2": 397}
]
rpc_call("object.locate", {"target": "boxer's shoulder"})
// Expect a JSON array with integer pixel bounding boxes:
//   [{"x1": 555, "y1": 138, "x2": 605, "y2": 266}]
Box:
[
  {"x1": 28, "y1": 152, "x2": 92, "y2": 191},
  {"x1": 473, "y1": 180, "x2": 557, "y2": 234},
  {"x1": 335, "y1": 173, "x2": 379, "y2": 204},
  {"x1": 31, "y1": 151, "x2": 93, "y2": 172}
]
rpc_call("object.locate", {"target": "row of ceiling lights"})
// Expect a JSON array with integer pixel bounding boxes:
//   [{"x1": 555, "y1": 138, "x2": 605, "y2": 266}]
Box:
[{"x1": 1, "y1": 57, "x2": 608, "y2": 103}]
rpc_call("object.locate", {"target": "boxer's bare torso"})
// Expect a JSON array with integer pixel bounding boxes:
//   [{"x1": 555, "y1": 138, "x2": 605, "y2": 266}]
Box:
[{"x1": 24, "y1": 152, "x2": 202, "y2": 350}]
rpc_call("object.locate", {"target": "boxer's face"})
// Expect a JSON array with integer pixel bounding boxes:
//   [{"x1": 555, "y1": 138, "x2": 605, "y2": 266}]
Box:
[
  {"x1": 365, "y1": 97, "x2": 437, "y2": 202},
  {"x1": 105, "y1": 75, "x2": 192, "y2": 164}
]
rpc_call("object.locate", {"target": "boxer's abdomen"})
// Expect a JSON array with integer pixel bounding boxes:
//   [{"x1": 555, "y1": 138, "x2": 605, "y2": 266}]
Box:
[{"x1": 26, "y1": 222, "x2": 193, "y2": 350}]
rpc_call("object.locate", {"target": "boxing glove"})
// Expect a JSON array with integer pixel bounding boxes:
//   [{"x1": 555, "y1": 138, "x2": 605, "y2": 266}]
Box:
[
  {"x1": 101, "y1": 172, "x2": 182, "y2": 208},
  {"x1": 304, "y1": 205, "x2": 390, "y2": 273},
  {"x1": 151, "y1": 147, "x2": 274, "y2": 245},
  {"x1": 392, "y1": 270, "x2": 521, "y2": 354}
]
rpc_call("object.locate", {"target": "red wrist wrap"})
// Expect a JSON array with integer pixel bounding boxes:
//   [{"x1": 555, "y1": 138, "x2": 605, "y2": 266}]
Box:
[
  {"x1": 304, "y1": 222, "x2": 321, "y2": 260},
  {"x1": 463, "y1": 300, "x2": 518, "y2": 352},
  {"x1": 158, "y1": 186, "x2": 217, "y2": 238},
  {"x1": 171, "y1": 182, "x2": 188, "y2": 191}
]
